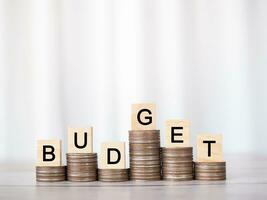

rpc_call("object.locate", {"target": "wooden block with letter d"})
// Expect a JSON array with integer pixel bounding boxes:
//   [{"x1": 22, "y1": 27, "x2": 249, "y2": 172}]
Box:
[
  {"x1": 37, "y1": 139, "x2": 62, "y2": 166},
  {"x1": 197, "y1": 134, "x2": 223, "y2": 162},
  {"x1": 131, "y1": 103, "x2": 156, "y2": 130},
  {"x1": 99, "y1": 142, "x2": 126, "y2": 169},
  {"x1": 165, "y1": 119, "x2": 190, "y2": 147},
  {"x1": 67, "y1": 127, "x2": 93, "y2": 153}
]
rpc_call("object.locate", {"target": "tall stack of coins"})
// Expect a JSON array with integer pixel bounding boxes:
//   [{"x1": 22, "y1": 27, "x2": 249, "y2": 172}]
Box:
[
  {"x1": 98, "y1": 169, "x2": 129, "y2": 182},
  {"x1": 161, "y1": 147, "x2": 193, "y2": 181},
  {"x1": 66, "y1": 153, "x2": 97, "y2": 182},
  {"x1": 129, "y1": 130, "x2": 161, "y2": 181},
  {"x1": 36, "y1": 166, "x2": 66, "y2": 182},
  {"x1": 194, "y1": 162, "x2": 226, "y2": 180}
]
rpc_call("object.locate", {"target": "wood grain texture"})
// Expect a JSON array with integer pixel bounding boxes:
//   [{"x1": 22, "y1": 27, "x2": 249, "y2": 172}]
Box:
[
  {"x1": 37, "y1": 140, "x2": 62, "y2": 166},
  {"x1": 131, "y1": 103, "x2": 156, "y2": 130},
  {"x1": 99, "y1": 142, "x2": 126, "y2": 169},
  {"x1": 197, "y1": 134, "x2": 223, "y2": 162},
  {"x1": 165, "y1": 119, "x2": 190, "y2": 147},
  {"x1": 67, "y1": 127, "x2": 93, "y2": 153}
]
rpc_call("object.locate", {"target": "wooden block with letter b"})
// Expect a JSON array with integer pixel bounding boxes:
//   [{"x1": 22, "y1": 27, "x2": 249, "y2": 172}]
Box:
[
  {"x1": 197, "y1": 134, "x2": 223, "y2": 162},
  {"x1": 37, "y1": 139, "x2": 62, "y2": 166},
  {"x1": 99, "y1": 142, "x2": 126, "y2": 169},
  {"x1": 131, "y1": 103, "x2": 156, "y2": 130},
  {"x1": 67, "y1": 127, "x2": 93, "y2": 153},
  {"x1": 165, "y1": 119, "x2": 190, "y2": 147}
]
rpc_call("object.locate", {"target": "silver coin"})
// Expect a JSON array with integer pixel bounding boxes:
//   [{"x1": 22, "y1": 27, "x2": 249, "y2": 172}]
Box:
[
  {"x1": 36, "y1": 177, "x2": 65, "y2": 182},
  {"x1": 194, "y1": 176, "x2": 226, "y2": 180},
  {"x1": 129, "y1": 130, "x2": 160, "y2": 134},
  {"x1": 68, "y1": 177, "x2": 97, "y2": 182},
  {"x1": 36, "y1": 173, "x2": 66, "y2": 177},
  {"x1": 194, "y1": 162, "x2": 226, "y2": 166},
  {"x1": 67, "y1": 162, "x2": 97, "y2": 166}
]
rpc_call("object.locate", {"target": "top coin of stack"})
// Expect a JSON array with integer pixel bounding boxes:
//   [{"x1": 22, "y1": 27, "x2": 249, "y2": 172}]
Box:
[
  {"x1": 36, "y1": 166, "x2": 66, "y2": 182},
  {"x1": 194, "y1": 162, "x2": 226, "y2": 180},
  {"x1": 66, "y1": 153, "x2": 97, "y2": 182},
  {"x1": 129, "y1": 130, "x2": 161, "y2": 181},
  {"x1": 161, "y1": 147, "x2": 193, "y2": 181}
]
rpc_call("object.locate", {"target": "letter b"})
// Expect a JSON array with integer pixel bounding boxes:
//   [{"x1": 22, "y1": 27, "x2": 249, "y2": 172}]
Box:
[
  {"x1": 37, "y1": 140, "x2": 62, "y2": 166},
  {"x1": 43, "y1": 145, "x2": 55, "y2": 161}
]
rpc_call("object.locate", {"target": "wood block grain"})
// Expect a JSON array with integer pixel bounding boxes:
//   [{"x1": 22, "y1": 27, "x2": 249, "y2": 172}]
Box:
[
  {"x1": 131, "y1": 103, "x2": 156, "y2": 130},
  {"x1": 37, "y1": 140, "x2": 62, "y2": 166},
  {"x1": 197, "y1": 134, "x2": 223, "y2": 162},
  {"x1": 165, "y1": 120, "x2": 190, "y2": 147},
  {"x1": 99, "y1": 142, "x2": 126, "y2": 169},
  {"x1": 68, "y1": 127, "x2": 93, "y2": 153}
]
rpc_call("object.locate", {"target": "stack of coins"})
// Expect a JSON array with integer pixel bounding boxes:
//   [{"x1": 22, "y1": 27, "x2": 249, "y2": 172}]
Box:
[
  {"x1": 129, "y1": 130, "x2": 161, "y2": 181},
  {"x1": 161, "y1": 147, "x2": 193, "y2": 181},
  {"x1": 36, "y1": 166, "x2": 66, "y2": 182},
  {"x1": 98, "y1": 169, "x2": 129, "y2": 182},
  {"x1": 66, "y1": 153, "x2": 97, "y2": 182},
  {"x1": 194, "y1": 162, "x2": 226, "y2": 180}
]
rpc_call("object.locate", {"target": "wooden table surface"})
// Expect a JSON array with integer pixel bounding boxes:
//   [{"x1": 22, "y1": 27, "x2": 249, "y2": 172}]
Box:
[{"x1": 0, "y1": 154, "x2": 266, "y2": 200}]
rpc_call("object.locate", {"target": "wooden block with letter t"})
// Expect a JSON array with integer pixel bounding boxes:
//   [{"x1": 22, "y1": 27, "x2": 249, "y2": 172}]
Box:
[
  {"x1": 99, "y1": 142, "x2": 126, "y2": 169},
  {"x1": 37, "y1": 139, "x2": 62, "y2": 166},
  {"x1": 197, "y1": 134, "x2": 223, "y2": 162},
  {"x1": 68, "y1": 127, "x2": 93, "y2": 153},
  {"x1": 165, "y1": 120, "x2": 190, "y2": 147},
  {"x1": 131, "y1": 103, "x2": 156, "y2": 130}
]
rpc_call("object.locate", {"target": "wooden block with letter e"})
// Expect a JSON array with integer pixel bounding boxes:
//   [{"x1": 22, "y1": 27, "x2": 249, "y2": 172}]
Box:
[
  {"x1": 197, "y1": 134, "x2": 223, "y2": 162},
  {"x1": 68, "y1": 127, "x2": 93, "y2": 153},
  {"x1": 165, "y1": 119, "x2": 190, "y2": 147},
  {"x1": 131, "y1": 103, "x2": 156, "y2": 130},
  {"x1": 99, "y1": 142, "x2": 126, "y2": 169},
  {"x1": 37, "y1": 139, "x2": 62, "y2": 166}
]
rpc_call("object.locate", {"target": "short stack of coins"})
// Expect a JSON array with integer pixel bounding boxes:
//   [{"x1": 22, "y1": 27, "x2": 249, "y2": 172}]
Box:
[
  {"x1": 66, "y1": 153, "x2": 97, "y2": 182},
  {"x1": 161, "y1": 147, "x2": 193, "y2": 181},
  {"x1": 129, "y1": 130, "x2": 161, "y2": 181},
  {"x1": 36, "y1": 166, "x2": 66, "y2": 182},
  {"x1": 98, "y1": 169, "x2": 129, "y2": 182},
  {"x1": 194, "y1": 161, "x2": 226, "y2": 180}
]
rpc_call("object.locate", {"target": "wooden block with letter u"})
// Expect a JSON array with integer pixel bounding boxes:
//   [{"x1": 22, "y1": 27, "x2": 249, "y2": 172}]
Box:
[
  {"x1": 67, "y1": 127, "x2": 93, "y2": 153},
  {"x1": 67, "y1": 127, "x2": 97, "y2": 182}
]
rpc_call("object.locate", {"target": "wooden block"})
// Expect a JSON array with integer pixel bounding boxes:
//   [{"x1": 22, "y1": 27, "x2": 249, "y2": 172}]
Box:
[
  {"x1": 99, "y1": 142, "x2": 126, "y2": 169},
  {"x1": 165, "y1": 120, "x2": 190, "y2": 147},
  {"x1": 131, "y1": 103, "x2": 156, "y2": 130},
  {"x1": 37, "y1": 140, "x2": 62, "y2": 166},
  {"x1": 197, "y1": 134, "x2": 223, "y2": 162},
  {"x1": 68, "y1": 127, "x2": 93, "y2": 153}
]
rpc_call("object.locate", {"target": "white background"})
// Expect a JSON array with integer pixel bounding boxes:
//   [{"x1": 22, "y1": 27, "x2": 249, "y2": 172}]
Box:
[{"x1": 0, "y1": 0, "x2": 267, "y2": 164}]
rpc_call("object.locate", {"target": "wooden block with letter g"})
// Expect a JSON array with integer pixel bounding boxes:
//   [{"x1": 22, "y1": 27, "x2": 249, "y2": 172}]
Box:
[
  {"x1": 197, "y1": 134, "x2": 223, "y2": 162},
  {"x1": 165, "y1": 120, "x2": 190, "y2": 147},
  {"x1": 68, "y1": 127, "x2": 93, "y2": 153},
  {"x1": 99, "y1": 142, "x2": 126, "y2": 169},
  {"x1": 37, "y1": 139, "x2": 62, "y2": 166},
  {"x1": 131, "y1": 103, "x2": 156, "y2": 130}
]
